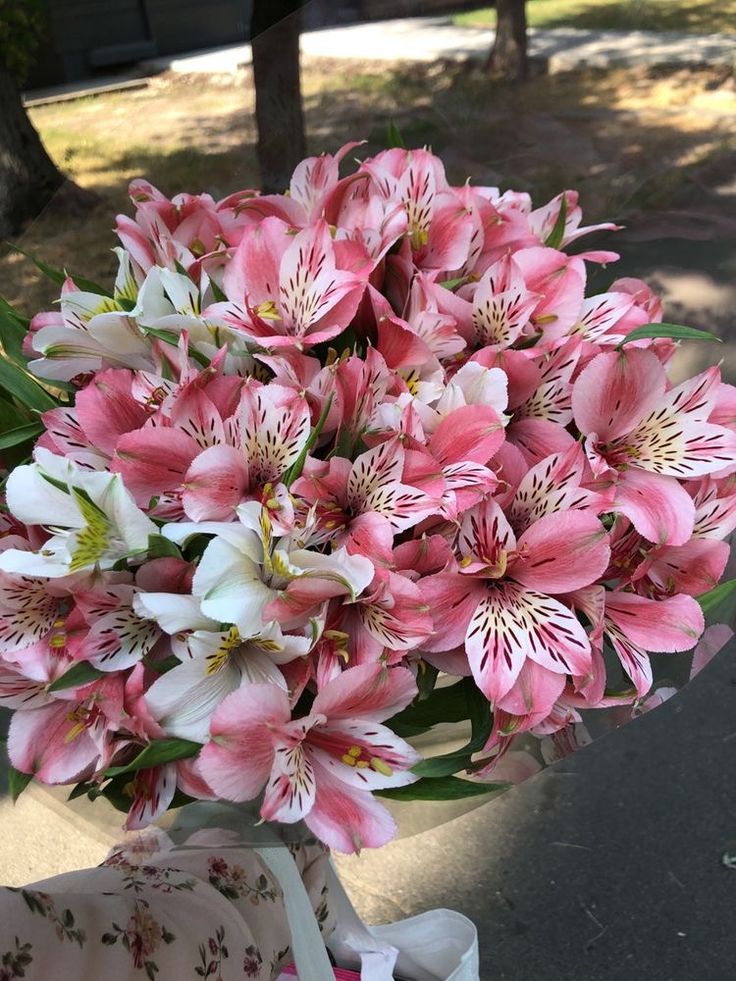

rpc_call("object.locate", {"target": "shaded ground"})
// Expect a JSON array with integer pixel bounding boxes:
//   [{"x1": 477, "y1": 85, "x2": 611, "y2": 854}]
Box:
[{"x1": 2, "y1": 59, "x2": 735, "y2": 380}]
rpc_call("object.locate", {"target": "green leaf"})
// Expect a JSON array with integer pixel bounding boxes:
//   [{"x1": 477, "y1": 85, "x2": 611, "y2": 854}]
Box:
[
  {"x1": 8, "y1": 765, "x2": 33, "y2": 802},
  {"x1": 616, "y1": 323, "x2": 721, "y2": 349},
  {"x1": 0, "y1": 295, "x2": 30, "y2": 366},
  {"x1": 68, "y1": 781, "x2": 100, "y2": 802},
  {"x1": 389, "y1": 677, "x2": 476, "y2": 736},
  {"x1": 283, "y1": 394, "x2": 334, "y2": 487},
  {"x1": 544, "y1": 193, "x2": 568, "y2": 249},
  {"x1": 378, "y1": 775, "x2": 506, "y2": 802},
  {"x1": 0, "y1": 355, "x2": 58, "y2": 412},
  {"x1": 104, "y1": 737, "x2": 202, "y2": 778},
  {"x1": 0, "y1": 421, "x2": 44, "y2": 450},
  {"x1": 387, "y1": 119, "x2": 406, "y2": 149},
  {"x1": 147, "y1": 534, "x2": 183, "y2": 560},
  {"x1": 438, "y1": 276, "x2": 469, "y2": 291},
  {"x1": 47, "y1": 661, "x2": 105, "y2": 693},
  {"x1": 0, "y1": 393, "x2": 32, "y2": 429},
  {"x1": 209, "y1": 279, "x2": 227, "y2": 302},
  {"x1": 411, "y1": 680, "x2": 492, "y2": 778},
  {"x1": 416, "y1": 661, "x2": 439, "y2": 702},
  {"x1": 7, "y1": 244, "x2": 111, "y2": 296},
  {"x1": 698, "y1": 579, "x2": 736, "y2": 618}
]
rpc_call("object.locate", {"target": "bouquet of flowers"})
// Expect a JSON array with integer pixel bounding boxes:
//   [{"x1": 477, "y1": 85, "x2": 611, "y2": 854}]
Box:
[{"x1": 0, "y1": 141, "x2": 733, "y2": 855}]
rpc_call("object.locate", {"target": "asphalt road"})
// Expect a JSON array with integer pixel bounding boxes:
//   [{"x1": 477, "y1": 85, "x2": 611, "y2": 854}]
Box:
[{"x1": 336, "y1": 638, "x2": 736, "y2": 981}]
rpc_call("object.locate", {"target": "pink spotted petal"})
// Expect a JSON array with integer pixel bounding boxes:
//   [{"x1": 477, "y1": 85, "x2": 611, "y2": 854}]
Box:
[
  {"x1": 183, "y1": 445, "x2": 249, "y2": 521},
  {"x1": 639, "y1": 537, "x2": 729, "y2": 598},
  {"x1": 572, "y1": 348, "x2": 666, "y2": 442},
  {"x1": 513, "y1": 511, "x2": 610, "y2": 594},
  {"x1": 261, "y1": 738, "x2": 318, "y2": 824},
  {"x1": 625, "y1": 411, "x2": 736, "y2": 479},
  {"x1": 125, "y1": 763, "x2": 177, "y2": 830},
  {"x1": 466, "y1": 583, "x2": 591, "y2": 703},
  {"x1": 240, "y1": 383, "x2": 312, "y2": 485},
  {"x1": 605, "y1": 591, "x2": 704, "y2": 654},
  {"x1": 613, "y1": 468, "x2": 695, "y2": 546},
  {"x1": 509, "y1": 445, "x2": 606, "y2": 531},
  {"x1": 310, "y1": 718, "x2": 420, "y2": 791},
  {"x1": 304, "y1": 758, "x2": 398, "y2": 853},
  {"x1": 419, "y1": 570, "x2": 485, "y2": 654}
]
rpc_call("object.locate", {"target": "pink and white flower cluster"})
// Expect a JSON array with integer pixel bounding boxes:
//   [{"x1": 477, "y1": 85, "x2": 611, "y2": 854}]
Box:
[{"x1": 0, "y1": 143, "x2": 734, "y2": 853}]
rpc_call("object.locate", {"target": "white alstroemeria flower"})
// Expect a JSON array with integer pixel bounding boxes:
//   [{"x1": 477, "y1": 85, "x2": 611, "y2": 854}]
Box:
[
  {"x1": 29, "y1": 277, "x2": 154, "y2": 382},
  {"x1": 434, "y1": 361, "x2": 509, "y2": 419},
  {"x1": 0, "y1": 449, "x2": 156, "y2": 578},
  {"x1": 133, "y1": 267, "x2": 249, "y2": 364},
  {"x1": 143, "y1": 621, "x2": 310, "y2": 742},
  {"x1": 164, "y1": 504, "x2": 373, "y2": 637}
]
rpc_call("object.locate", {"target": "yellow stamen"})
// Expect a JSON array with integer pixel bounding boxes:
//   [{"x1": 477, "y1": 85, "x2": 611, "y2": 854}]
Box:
[
  {"x1": 254, "y1": 300, "x2": 280, "y2": 321},
  {"x1": 370, "y1": 758, "x2": 393, "y2": 777},
  {"x1": 410, "y1": 227, "x2": 429, "y2": 251},
  {"x1": 206, "y1": 626, "x2": 241, "y2": 676}
]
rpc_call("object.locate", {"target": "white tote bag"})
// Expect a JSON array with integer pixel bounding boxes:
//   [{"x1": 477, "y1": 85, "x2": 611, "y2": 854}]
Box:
[{"x1": 258, "y1": 846, "x2": 479, "y2": 981}]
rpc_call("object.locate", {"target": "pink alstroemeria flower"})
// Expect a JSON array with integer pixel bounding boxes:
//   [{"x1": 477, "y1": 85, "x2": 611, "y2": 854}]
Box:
[
  {"x1": 8, "y1": 675, "x2": 125, "y2": 784},
  {"x1": 206, "y1": 217, "x2": 368, "y2": 349},
  {"x1": 421, "y1": 500, "x2": 610, "y2": 703},
  {"x1": 572, "y1": 349, "x2": 736, "y2": 545},
  {"x1": 199, "y1": 663, "x2": 419, "y2": 852}
]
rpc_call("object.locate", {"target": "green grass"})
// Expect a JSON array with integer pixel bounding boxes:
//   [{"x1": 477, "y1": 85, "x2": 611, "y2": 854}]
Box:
[{"x1": 455, "y1": 0, "x2": 736, "y2": 33}]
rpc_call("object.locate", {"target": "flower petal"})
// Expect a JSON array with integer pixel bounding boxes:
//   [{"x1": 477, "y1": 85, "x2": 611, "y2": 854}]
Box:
[
  {"x1": 304, "y1": 758, "x2": 398, "y2": 853},
  {"x1": 313, "y1": 662, "x2": 418, "y2": 722},
  {"x1": 613, "y1": 468, "x2": 695, "y2": 546},
  {"x1": 572, "y1": 348, "x2": 666, "y2": 442},
  {"x1": 513, "y1": 511, "x2": 610, "y2": 594},
  {"x1": 199, "y1": 683, "x2": 290, "y2": 801},
  {"x1": 466, "y1": 583, "x2": 591, "y2": 703}
]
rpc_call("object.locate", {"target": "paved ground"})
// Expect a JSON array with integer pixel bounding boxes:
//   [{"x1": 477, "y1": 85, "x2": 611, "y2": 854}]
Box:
[
  {"x1": 141, "y1": 18, "x2": 736, "y2": 75},
  {"x1": 24, "y1": 16, "x2": 736, "y2": 106}
]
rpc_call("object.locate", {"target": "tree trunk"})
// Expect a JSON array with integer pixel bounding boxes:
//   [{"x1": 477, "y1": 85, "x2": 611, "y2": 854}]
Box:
[
  {"x1": 0, "y1": 65, "x2": 67, "y2": 238},
  {"x1": 487, "y1": 0, "x2": 528, "y2": 82},
  {"x1": 251, "y1": 0, "x2": 307, "y2": 193}
]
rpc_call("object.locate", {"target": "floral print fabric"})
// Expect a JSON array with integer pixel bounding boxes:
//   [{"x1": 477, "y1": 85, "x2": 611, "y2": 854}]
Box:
[{"x1": 0, "y1": 835, "x2": 333, "y2": 981}]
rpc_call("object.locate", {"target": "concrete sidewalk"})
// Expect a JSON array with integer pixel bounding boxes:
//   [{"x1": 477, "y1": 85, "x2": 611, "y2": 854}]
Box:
[{"x1": 141, "y1": 16, "x2": 736, "y2": 76}]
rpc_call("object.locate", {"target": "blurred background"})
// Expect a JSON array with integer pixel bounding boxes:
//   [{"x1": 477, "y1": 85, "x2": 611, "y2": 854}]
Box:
[{"x1": 0, "y1": 2, "x2": 735, "y2": 978}]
